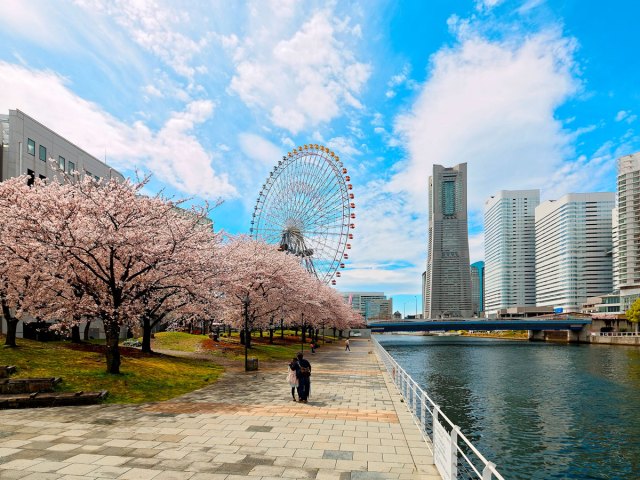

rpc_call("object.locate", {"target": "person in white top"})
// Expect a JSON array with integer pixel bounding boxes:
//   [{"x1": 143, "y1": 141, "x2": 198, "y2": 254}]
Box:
[{"x1": 287, "y1": 357, "x2": 298, "y2": 401}]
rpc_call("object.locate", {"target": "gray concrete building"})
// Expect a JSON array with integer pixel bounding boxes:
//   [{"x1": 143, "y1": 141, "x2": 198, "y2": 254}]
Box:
[
  {"x1": 484, "y1": 190, "x2": 539, "y2": 316},
  {"x1": 424, "y1": 163, "x2": 473, "y2": 318},
  {"x1": 341, "y1": 292, "x2": 390, "y2": 322},
  {"x1": 0, "y1": 109, "x2": 124, "y2": 183}
]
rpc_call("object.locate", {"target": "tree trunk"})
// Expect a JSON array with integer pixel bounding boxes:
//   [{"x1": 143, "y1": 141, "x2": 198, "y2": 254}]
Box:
[
  {"x1": 280, "y1": 319, "x2": 284, "y2": 339},
  {"x1": 246, "y1": 328, "x2": 252, "y2": 349},
  {"x1": 333, "y1": 327, "x2": 337, "y2": 338},
  {"x1": 2, "y1": 301, "x2": 17, "y2": 347},
  {"x1": 71, "y1": 325, "x2": 81, "y2": 343},
  {"x1": 141, "y1": 315, "x2": 152, "y2": 353},
  {"x1": 339, "y1": 330, "x2": 343, "y2": 338},
  {"x1": 259, "y1": 329, "x2": 263, "y2": 338},
  {"x1": 301, "y1": 326, "x2": 306, "y2": 343},
  {"x1": 269, "y1": 327, "x2": 274, "y2": 344},
  {"x1": 104, "y1": 321, "x2": 121, "y2": 374},
  {"x1": 83, "y1": 320, "x2": 92, "y2": 341}
]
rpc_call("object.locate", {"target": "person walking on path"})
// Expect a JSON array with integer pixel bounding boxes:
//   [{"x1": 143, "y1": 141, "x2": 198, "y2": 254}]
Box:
[
  {"x1": 287, "y1": 357, "x2": 298, "y2": 401},
  {"x1": 294, "y1": 352, "x2": 312, "y2": 403},
  {"x1": 345, "y1": 338, "x2": 350, "y2": 351}
]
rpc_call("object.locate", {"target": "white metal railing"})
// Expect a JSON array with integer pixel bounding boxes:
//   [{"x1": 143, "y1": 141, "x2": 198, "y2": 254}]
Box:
[
  {"x1": 597, "y1": 331, "x2": 640, "y2": 337},
  {"x1": 372, "y1": 337, "x2": 504, "y2": 480}
]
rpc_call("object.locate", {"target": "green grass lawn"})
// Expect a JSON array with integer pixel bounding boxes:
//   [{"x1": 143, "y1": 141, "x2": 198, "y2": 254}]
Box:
[
  {"x1": 0, "y1": 336, "x2": 223, "y2": 404},
  {"x1": 149, "y1": 330, "x2": 339, "y2": 362}
]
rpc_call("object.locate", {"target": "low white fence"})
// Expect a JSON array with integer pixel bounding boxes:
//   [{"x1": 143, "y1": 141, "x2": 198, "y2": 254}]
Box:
[
  {"x1": 372, "y1": 337, "x2": 504, "y2": 480},
  {"x1": 597, "y1": 331, "x2": 640, "y2": 337}
]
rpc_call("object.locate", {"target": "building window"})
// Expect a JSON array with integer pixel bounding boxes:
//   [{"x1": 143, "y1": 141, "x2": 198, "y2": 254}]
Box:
[
  {"x1": 39, "y1": 145, "x2": 47, "y2": 162},
  {"x1": 27, "y1": 169, "x2": 35, "y2": 186},
  {"x1": 58, "y1": 156, "x2": 65, "y2": 171},
  {"x1": 442, "y1": 180, "x2": 456, "y2": 216},
  {"x1": 27, "y1": 139, "x2": 35, "y2": 156},
  {"x1": 67, "y1": 161, "x2": 75, "y2": 173}
]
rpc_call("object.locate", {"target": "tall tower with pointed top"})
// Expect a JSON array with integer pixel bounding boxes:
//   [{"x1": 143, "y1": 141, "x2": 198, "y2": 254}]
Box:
[{"x1": 424, "y1": 163, "x2": 473, "y2": 319}]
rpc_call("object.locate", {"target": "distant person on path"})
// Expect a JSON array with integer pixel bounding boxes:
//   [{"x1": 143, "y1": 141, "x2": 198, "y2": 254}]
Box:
[
  {"x1": 294, "y1": 352, "x2": 312, "y2": 402},
  {"x1": 287, "y1": 357, "x2": 298, "y2": 401},
  {"x1": 310, "y1": 342, "x2": 316, "y2": 354},
  {"x1": 345, "y1": 338, "x2": 350, "y2": 351}
]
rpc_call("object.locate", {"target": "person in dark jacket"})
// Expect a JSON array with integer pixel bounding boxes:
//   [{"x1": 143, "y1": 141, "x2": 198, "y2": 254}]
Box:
[{"x1": 294, "y1": 352, "x2": 312, "y2": 402}]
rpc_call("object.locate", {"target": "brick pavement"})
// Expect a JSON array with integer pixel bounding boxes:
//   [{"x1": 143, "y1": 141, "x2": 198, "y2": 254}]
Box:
[{"x1": 0, "y1": 338, "x2": 441, "y2": 479}]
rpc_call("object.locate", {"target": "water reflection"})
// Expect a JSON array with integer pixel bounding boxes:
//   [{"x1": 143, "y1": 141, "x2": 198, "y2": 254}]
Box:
[{"x1": 379, "y1": 335, "x2": 640, "y2": 479}]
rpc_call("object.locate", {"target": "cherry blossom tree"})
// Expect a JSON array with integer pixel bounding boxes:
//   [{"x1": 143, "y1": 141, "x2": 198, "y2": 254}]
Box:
[
  {"x1": 216, "y1": 236, "x2": 314, "y2": 351},
  {"x1": 0, "y1": 177, "x2": 58, "y2": 347},
  {"x1": 22, "y1": 176, "x2": 219, "y2": 373}
]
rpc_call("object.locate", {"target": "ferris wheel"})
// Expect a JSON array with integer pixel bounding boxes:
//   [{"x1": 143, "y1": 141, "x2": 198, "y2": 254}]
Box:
[{"x1": 250, "y1": 144, "x2": 355, "y2": 285}]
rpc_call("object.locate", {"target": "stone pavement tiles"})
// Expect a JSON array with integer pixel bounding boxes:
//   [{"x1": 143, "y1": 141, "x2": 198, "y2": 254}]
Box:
[{"x1": 0, "y1": 338, "x2": 441, "y2": 479}]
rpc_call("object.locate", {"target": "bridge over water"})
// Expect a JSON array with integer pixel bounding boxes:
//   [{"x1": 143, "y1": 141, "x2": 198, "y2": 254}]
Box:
[{"x1": 367, "y1": 317, "x2": 592, "y2": 342}]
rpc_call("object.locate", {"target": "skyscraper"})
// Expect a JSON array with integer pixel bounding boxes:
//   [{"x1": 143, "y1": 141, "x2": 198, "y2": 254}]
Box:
[
  {"x1": 424, "y1": 163, "x2": 472, "y2": 318},
  {"x1": 617, "y1": 152, "x2": 640, "y2": 310},
  {"x1": 470, "y1": 261, "x2": 485, "y2": 316},
  {"x1": 535, "y1": 193, "x2": 615, "y2": 312},
  {"x1": 484, "y1": 190, "x2": 539, "y2": 316}
]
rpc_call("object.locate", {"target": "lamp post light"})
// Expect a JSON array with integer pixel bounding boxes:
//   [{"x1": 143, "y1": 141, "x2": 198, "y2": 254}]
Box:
[
  {"x1": 243, "y1": 294, "x2": 250, "y2": 372},
  {"x1": 403, "y1": 301, "x2": 409, "y2": 319},
  {"x1": 415, "y1": 295, "x2": 418, "y2": 318},
  {"x1": 300, "y1": 312, "x2": 305, "y2": 353}
]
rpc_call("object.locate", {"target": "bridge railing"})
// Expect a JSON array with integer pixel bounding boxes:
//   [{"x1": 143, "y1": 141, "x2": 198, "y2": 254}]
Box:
[
  {"x1": 597, "y1": 331, "x2": 640, "y2": 337},
  {"x1": 372, "y1": 337, "x2": 504, "y2": 480}
]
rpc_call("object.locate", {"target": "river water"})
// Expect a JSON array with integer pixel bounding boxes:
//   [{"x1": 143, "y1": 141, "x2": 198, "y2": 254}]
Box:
[{"x1": 377, "y1": 335, "x2": 640, "y2": 480}]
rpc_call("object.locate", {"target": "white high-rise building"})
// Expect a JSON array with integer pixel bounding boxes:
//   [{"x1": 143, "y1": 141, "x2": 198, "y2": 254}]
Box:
[
  {"x1": 535, "y1": 193, "x2": 615, "y2": 312},
  {"x1": 483, "y1": 190, "x2": 539, "y2": 316},
  {"x1": 617, "y1": 152, "x2": 640, "y2": 310}
]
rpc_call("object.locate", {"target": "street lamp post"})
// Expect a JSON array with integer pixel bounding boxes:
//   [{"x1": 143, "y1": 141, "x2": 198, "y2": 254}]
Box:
[
  {"x1": 415, "y1": 295, "x2": 418, "y2": 318},
  {"x1": 403, "y1": 301, "x2": 409, "y2": 319},
  {"x1": 243, "y1": 294, "x2": 250, "y2": 372},
  {"x1": 300, "y1": 312, "x2": 305, "y2": 352}
]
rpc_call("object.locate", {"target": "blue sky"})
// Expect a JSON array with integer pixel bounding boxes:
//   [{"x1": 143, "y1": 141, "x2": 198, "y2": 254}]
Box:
[{"x1": 1, "y1": 0, "x2": 639, "y2": 312}]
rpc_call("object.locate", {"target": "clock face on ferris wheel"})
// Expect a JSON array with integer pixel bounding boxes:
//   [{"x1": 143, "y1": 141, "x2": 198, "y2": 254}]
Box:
[{"x1": 250, "y1": 144, "x2": 355, "y2": 285}]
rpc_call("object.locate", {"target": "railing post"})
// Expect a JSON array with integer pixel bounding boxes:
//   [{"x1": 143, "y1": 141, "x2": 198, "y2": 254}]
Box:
[
  {"x1": 450, "y1": 425, "x2": 460, "y2": 479},
  {"x1": 431, "y1": 406, "x2": 439, "y2": 466},
  {"x1": 421, "y1": 392, "x2": 427, "y2": 435},
  {"x1": 412, "y1": 384, "x2": 417, "y2": 415},
  {"x1": 483, "y1": 462, "x2": 496, "y2": 480}
]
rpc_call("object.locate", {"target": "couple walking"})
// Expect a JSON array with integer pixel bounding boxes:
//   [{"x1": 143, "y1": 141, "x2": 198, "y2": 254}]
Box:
[{"x1": 287, "y1": 352, "x2": 311, "y2": 403}]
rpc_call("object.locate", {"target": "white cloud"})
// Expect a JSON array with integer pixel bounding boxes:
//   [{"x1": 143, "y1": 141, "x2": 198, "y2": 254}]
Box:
[
  {"x1": 616, "y1": 110, "x2": 637, "y2": 124},
  {"x1": 475, "y1": 0, "x2": 505, "y2": 11},
  {"x1": 228, "y1": 10, "x2": 370, "y2": 134},
  {"x1": 143, "y1": 84, "x2": 164, "y2": 98},
  {"x1": 238, "y1": 133, "x2": 283, "y2": 166},
  {"x1": 326, "y1": 137, "x2": 362, "y2": 157},
  {"x1": 0, "y1": 62, "x2": 236, "y2": 200},
  {"x1": 75, "y1": 0, "x2": 211, "y2": 80},
  {"x1": 342, "y1": 26, "x2": 590, "y2": 295},
  {"x1": 393, "y1": 29, "x2": 581, "y2": 211}
]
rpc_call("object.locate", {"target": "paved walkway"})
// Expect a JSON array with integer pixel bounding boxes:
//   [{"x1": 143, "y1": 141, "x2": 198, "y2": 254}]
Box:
[{"x1": 0, "y1": 339, "x2": 441, "y2": 480}]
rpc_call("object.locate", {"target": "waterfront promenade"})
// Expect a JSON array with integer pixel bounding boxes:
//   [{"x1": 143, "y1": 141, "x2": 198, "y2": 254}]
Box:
[{"x1": 0, "y1": 339, "x2": 440, "y2": 479}]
